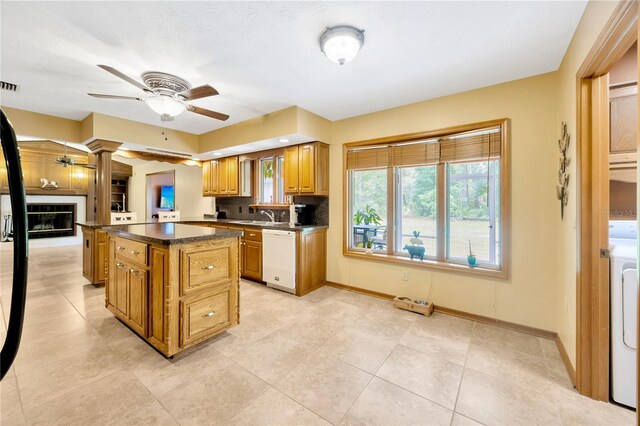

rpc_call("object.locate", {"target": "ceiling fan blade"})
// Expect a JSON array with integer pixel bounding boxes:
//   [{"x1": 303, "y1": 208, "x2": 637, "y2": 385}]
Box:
[
  {"x1": 178, "y1": 84, "x2": 219, "y2": 101},
  {"x1": 97, "y1": 64, "x2": 152, "y2": 93},
  {"x1": 186, "y1": 105, "x2": 229, "y2": 121},
  {"x1": 88, "y1": 93, "x2": 142, "y2": 101}
]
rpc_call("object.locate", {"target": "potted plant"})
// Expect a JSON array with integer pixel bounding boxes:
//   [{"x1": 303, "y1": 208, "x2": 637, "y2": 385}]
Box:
[
  {"x1": 353, "y1": 205, "x2": 382, "y2": 226},
  {"x1": 467, "y1": 240, "x2": 477, "y2": 267},
  {"x1": 404, "y1": 231, "x2": 425, "y2": 260}
]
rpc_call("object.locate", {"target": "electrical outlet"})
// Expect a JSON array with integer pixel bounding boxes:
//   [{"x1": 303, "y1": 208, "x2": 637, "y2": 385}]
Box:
[{"x1": 401, "y1": 271, "x2": 408, "y2": 281}]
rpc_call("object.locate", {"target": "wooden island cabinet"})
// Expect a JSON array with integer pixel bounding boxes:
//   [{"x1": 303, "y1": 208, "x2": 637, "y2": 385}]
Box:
[{"x1": 104, "y1": 223, "x2": 241, "y2": 357}]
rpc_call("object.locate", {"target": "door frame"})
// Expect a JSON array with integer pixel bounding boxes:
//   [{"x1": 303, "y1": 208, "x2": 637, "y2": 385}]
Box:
[
  {"x1": 575, "y1": 0, "x2": 638, "y2": 401},
  {"x1": 145, "y1": 170, "x2": 176, "y2": 221}
]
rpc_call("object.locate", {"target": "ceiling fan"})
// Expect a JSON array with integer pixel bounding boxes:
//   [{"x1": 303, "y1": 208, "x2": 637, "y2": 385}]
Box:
[
  {"x1": 56, "y1": 143, "x2": 96, "y2": 169},
  {"x1": 88, "y1": 65, "x2": 229, "y2": 122}
]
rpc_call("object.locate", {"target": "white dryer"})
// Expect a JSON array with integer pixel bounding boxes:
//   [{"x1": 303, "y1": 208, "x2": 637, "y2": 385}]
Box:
[{"x1": 610, "y1": 220, "x2": 638, "y2": 408}]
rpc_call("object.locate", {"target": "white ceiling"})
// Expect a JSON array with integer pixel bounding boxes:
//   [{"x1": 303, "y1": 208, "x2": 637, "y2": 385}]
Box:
[{"x1": 1, "y1": 1, "x2": 587, "y2": 136}]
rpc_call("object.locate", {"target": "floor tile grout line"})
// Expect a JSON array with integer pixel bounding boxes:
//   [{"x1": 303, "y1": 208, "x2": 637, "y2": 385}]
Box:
[
  {"x1": 336, "y1": 373, "x2": 374, "y2": 425},
  {"x1": 450, "y1": 321, "x2": 477, "y2": 426}
]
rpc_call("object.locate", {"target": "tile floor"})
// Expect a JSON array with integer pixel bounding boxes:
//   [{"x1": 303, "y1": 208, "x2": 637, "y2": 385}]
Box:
[{"x1": 0, "y1": 245, "x2": 635, "y2": 425}]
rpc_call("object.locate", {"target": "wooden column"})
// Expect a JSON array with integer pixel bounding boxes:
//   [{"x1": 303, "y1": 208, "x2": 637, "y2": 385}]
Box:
[{"x1": 87, "y1": 140, "x2": 122, "y2": 225}]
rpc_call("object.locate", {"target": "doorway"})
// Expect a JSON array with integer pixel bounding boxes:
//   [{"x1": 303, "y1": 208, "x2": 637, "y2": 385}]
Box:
[
  {"x1": 576, "y1": 1, "x2": 638, "y2": 408},
  {"x1": 145, "y1": 170, "x2": 175, "y2": 221}
]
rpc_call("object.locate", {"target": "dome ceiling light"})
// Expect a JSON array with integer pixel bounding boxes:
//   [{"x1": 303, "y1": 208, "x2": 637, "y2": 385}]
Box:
[{"x1": 319, "y1": 25, "x2": 365, "y2": 65}]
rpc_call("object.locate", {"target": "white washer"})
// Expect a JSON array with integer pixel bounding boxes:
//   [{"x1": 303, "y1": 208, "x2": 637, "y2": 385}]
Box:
[{"x1": 610, "y1": 220, "x2": 638, "y2": 408}]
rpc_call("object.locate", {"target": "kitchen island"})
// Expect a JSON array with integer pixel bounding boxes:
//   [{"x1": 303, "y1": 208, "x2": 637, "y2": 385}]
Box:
[
  {"x1": 104, "y1": 223, "x2": 242, "y2": 357},
  {"x1": 79, "y1": 217, "x2": 327, "y2": 297}
]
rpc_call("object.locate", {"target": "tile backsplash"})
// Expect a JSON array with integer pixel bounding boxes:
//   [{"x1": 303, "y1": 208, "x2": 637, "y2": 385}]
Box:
[{"x1": 214, "y1": 196, "x2": 328, "y2": 226}]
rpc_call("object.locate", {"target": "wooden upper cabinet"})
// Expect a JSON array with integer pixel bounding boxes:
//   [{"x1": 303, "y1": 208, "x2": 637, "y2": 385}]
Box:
[
  {"x1": 610, "y1": 86, "x2": 638, "y2": 154},
  {"x1": 226, "y1": 156, "x2": 239, "y2": 195},
  {"x1": 298, "y1": 144, "x2": 316, "y2": 193},
  {"x1": 204, "y1": 156, "x2": 240, "y2": 197},
  {"x1": 210, "y1": 160, "x2": 219, "y2": 195},
  {"x1": 218, "y1": 157, "x2": 229, "y2": 194},
  {"x1": 284, "y1": 142, "x2": 329, "y2": 196},
  {"x1": 284, "y1": 146, "x2": 300, "y2": 193},
  {"x1": 202, "y1": 161, "x2": 212, "y2": 196}
]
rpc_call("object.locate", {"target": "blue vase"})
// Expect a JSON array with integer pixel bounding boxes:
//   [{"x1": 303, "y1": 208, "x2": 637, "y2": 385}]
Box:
[{"x1": 467, "y1": 254, "x2": 477, "y2": 267}]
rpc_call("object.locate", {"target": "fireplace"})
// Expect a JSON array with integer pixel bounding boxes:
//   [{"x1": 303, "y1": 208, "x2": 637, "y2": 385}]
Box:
[{"x1": 27, "y1": 203, "x2": 76, "y2": 239}]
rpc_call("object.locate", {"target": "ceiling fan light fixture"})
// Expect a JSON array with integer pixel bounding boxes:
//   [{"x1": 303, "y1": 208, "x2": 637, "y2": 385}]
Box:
[
  {"x1": 145, "y1": 95, "x2": 186, "y2": 117},
  {"x1": 319, "y1": 25, "x2": 365, "y2": 65}
]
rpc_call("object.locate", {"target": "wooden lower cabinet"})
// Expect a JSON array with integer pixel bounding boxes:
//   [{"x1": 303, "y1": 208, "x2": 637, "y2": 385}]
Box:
[
  {"x1": 242, "y1": 240, "x2": 263, "y2": 281},
  {"x1": 181, "y1": 286, "x2": 231, "y2": 347},
  {"x1": 81, "y1": 226, "x2": 108, "y2": 285},
  {"x1": 105, "y1": 234, "x2": 239, "y2": 357}
]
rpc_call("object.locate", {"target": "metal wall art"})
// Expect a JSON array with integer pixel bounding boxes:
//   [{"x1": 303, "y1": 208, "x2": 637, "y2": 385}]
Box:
[{"x1": 556, "y1": 122, "x2": 570, "y2": 219}]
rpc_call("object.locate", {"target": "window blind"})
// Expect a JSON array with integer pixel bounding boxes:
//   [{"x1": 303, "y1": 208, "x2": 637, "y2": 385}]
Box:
[
  {"x1": 346, "y1": 146, "x2": 390, "y2": 170},
  {"x1": 346, "y1": 126, "x2": 502, "y2": 169},
  {"x1": 391, "y1": 140, "x2": 440, "y2": 167},
  {"x1": 439, "y1": 127, "x2": 501, "y2": 163}
]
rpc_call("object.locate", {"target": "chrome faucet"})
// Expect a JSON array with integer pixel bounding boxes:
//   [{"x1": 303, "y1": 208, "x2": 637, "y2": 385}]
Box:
[{"x1": 260, "y1": 210, "x2": 275, "y2": 222}]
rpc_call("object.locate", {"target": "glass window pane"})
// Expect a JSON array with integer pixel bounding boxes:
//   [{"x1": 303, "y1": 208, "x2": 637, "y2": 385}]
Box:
[
  {"x1": 351, "y1": 169, "x2": 387, "y2": 251},
  {"x1": 446, "y1": 160, "x2": 500, "y2": 265},
  {"x1": 396, "y1": 166, "x2": 437, "y2": 259},
  {"x1": 260, "y1": 158, "x2": 274, "y2": 203}
]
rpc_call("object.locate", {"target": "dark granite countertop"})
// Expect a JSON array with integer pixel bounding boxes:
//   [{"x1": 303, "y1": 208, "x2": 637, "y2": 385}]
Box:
[
  {"x1": 77, "y1": 217, "x2": 328, "y2": 232},
  {"x1": 104, "y1": 223, "x2": 243, "y2": 245}
]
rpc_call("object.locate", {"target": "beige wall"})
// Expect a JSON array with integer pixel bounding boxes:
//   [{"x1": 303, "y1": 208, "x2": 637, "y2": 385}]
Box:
[
  {"x1": 555, "y1": 0, "x2": 619, "y2": 367},
  {"x1": 123, "y1": 159, "x2": 214, "y2": 219},
  {"x1": 329, "y1": 72, "x2": 560, "y2": 331}
]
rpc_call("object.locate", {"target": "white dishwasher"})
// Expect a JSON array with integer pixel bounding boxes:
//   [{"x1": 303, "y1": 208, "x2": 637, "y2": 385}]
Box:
[{"x1": 262, "y1": 229, "x2": 296, "y2": 293}]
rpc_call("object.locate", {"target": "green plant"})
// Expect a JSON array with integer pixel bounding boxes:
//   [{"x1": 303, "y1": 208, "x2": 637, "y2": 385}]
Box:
[
  {"x1": 353, "y1": 204, "x2": 382, "y2": 226},
  {"x1": 356, "y1": 240, "x2": 374, "y2": 249},
  {"x1": 263, "y1": 160, "x2": 273, "y2": 179}
]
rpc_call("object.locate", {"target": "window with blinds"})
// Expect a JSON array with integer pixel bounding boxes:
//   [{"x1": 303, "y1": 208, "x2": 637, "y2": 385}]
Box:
[
  {"x1": 346, "y1": 126, "x2": 502, "y2": 170},
  {"x1": 344, "y1": 119, "x2": 509, "y2": 277}
]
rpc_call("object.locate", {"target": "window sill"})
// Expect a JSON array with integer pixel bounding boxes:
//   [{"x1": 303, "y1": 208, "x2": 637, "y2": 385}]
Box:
[{"x1": 343, "y1": 249, "x2": 507, "y2": 279}]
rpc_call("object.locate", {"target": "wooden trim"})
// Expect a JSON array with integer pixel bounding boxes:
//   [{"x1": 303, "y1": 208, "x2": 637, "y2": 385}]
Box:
[
  {"x1": 145, "y1": 170, "x2": 175, "y2": 221},
  {"x1": 343, "y1": 118, "x2": 508, "y2": 148},
  {"x1": 325, "y1": 281, "x2": 555, "y2": 339},
  {"x1": 556, "y1": 334, "x2": 577, "y2": 387},
  {"x1": 577, "y1": 1, "x2": 638, "y2": 78},
  {"x1": 326, "y1": 281, "x2": 395, "y2": 301},
  {"x1": 115, "y1": 149, "x2": 202, "y2": 167},
  {"x1": 575, "y1": 1, "x2": 638, "y2": 401}
]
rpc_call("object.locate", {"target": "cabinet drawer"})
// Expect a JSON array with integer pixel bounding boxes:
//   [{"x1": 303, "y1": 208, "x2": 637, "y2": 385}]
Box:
[
  {"x1": 181, "y1": 290, "x2": 230, "y2": 346},
  {"x1": 115, "y1": 238, "x2": 148, "y2": 265},
  {"x1": 243, "y1": 228, "x2": 262, "y2": 242},
  {"x1": 181, "y1": 246, "x2": 230, "y2": 295}
]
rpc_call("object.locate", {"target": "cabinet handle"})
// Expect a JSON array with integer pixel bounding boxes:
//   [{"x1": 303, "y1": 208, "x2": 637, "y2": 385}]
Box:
[
  {"x1": 249, "y1": 233, "x2": 256, "y2": 237},
  {"x1": 130, "y1": 269, "x2": 142, "y2": 276},
  {"x1": 202, "y1": 265, "x2": 215, "y2": 270},
  {"x1": 116, "y1": 263, "x2": 126, "y2": 269},
  {"x1": 130, "y1": 250, "x2": 140, "y2": 255},
  {"x1": 202, "y1": 311, "x2": 216, "y2": 317},
  {"x1": 117, "y1": 246, "x2": 125, "y2": 251}
]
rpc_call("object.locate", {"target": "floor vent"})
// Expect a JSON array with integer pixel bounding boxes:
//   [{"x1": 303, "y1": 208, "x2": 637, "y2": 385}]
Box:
[{"x1": 0, "y1": 81, "x2": 19, "y2": 92}]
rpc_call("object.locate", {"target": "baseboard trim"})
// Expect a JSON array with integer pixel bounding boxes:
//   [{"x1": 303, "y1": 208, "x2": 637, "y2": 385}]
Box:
[
  {"x1": 433, "y1": 305, "x2": 557, "y2": 340},
  {"x1": 326, "y1": 281, "x2": 395, "y2": 301},
  {"x1": 325, "y1": 281, "x2": 557, "y2": 340},
  {"x1": 556, "y1": 334, "x2": 577, "y2": 387}
]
